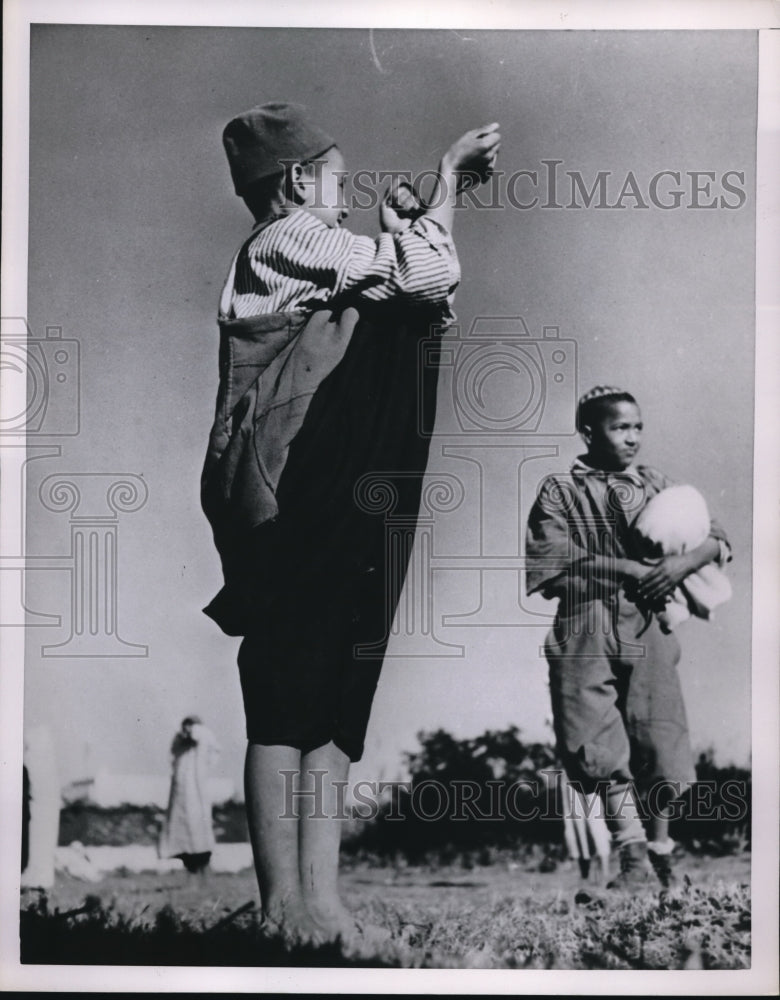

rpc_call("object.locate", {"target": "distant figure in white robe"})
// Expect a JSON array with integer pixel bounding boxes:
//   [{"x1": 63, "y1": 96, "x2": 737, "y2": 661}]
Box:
[{"x1": 159, "y1": 716, "x2": 220, "y2": 873}]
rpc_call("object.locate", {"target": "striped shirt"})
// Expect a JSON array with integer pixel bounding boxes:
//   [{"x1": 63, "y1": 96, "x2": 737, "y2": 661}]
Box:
[{"x1": 224, "y1": 209, "x2": 460, "y2": 319}]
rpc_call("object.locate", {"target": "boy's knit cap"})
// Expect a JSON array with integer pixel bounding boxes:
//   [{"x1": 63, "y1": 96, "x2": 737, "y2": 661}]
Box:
[
  {"x1": 576, "y1": 385, "x2": 632, "y2": 431},
  {"x1": 223, "y1": 102, "x2": 335, "y2": 194},
  {"x1": 577, "y1": 385, "x2": 626, "y2": 409}
]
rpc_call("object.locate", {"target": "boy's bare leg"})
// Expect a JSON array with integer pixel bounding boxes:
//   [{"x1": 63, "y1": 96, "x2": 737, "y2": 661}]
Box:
[
  {"x1": 299, "y1": 741, "x2": 391, "y2": 946},
  {"x1": 298, "y1": 740, "x2": 354, "y2": 937},
  {"x1": 244, "y1": 743, "x2": 326, "y2": 944}
]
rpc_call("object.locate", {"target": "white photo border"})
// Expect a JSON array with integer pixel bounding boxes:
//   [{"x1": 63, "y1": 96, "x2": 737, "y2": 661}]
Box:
[{"x1": 1, "y1": 1, "x2": 778, "y2": 994}]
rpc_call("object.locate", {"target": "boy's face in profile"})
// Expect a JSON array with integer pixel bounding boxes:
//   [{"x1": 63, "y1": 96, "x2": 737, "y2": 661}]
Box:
[
  {"x1": 299, "y1": 146, "x2": 348, "y2": 228},
  {"x1": 583, "y1": 401, "x2": 643, "y2": 471}
]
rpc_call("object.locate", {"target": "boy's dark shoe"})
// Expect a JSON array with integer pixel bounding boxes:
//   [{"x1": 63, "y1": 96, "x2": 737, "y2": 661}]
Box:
[
  {"x1": 647, "y1": 844, "x2": 679, "y2": 888},
  {"x1": 606, "y1": 841, "x2": 657, "y2": 890}
]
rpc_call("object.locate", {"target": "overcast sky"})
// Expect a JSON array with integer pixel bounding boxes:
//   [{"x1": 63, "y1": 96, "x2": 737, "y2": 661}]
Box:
[{"x1": 22, "y1": 26, "x2": 756, "y2": 793}]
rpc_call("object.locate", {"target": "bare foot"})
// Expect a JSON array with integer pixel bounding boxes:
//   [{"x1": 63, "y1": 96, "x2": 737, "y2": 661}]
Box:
[
  {"x1": 349, "y1": 920, "x2": 393, "y2": 952},
  {"x1": 307, "y1": 900, "x2": 391, "y2": 951},
  {"x1": 261, "y1": 897, "x2": 330, "y2": 948},
  {"x1": 306, "y1": 899, "x2": 357, "y2": 940}
]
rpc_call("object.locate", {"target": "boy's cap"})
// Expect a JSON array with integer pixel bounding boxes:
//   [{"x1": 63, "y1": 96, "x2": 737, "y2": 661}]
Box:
[
  {"x1": 223, "y1": 102, "x2": 336, "y2": 194},
  {"x1": 576, "y1": 385, "x2": 633, "y2": 431},
  {"x1": 577, "y1": 385, "x2": 627, "y2": 409}
]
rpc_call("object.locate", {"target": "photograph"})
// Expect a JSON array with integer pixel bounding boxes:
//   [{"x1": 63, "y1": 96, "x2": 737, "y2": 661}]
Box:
[{"x1": 1, "y1": 1, "x2": 778, "y2": 994}]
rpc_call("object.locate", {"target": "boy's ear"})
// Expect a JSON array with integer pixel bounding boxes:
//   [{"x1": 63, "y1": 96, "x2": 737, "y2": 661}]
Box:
[
  {"x1": 580, "y1": 424, "x2": 593, "y2": 448},
  {"x1": 288, "y1": 162, "x2": 311, "y2": 205}
]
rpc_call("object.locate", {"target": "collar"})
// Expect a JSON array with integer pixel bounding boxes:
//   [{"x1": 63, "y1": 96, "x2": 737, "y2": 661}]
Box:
[
  {"x1": 251, "y1": 207, "x2": 329, "y2": 235},
  {"x1": 249, "y1": 209, "x2": 296, "y2": 236},
  {"x1": 571, "y1": 456, "x2": 643, "y2": 482}
]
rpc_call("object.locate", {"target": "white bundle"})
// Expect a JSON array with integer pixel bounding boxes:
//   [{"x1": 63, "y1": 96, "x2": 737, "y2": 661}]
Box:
[
  {"x1": 633, "y1": 484, "x2": 732, "y2": 631},
  {"x1": 634, "y1": 484, "x2": 710, "y2": 554}
]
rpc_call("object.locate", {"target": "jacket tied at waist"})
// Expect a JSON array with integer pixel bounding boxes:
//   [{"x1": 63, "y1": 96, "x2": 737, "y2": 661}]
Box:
[{"x1": 201, "y1": 307, "x2": 358, "y2": 632}]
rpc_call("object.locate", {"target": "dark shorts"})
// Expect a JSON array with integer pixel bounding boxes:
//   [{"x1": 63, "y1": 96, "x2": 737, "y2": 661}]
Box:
[
  {"x1": 231, "y1": 306, "x2": 443, "y2": 764},
  {"x1": 237, "y1": 571, "x2": 387, "y2": 763},
  {"x1": 545, "y1": 599, "x2": 696, "y2": 796}
]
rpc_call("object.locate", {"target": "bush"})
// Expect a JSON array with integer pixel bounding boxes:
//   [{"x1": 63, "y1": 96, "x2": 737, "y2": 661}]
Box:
[
  {"x1": 668, "y1": 750, "x2": 751, "y2": 855},
  {"x1": 344, "y1": 728, "x2": 751, "y2": 863},
  {"x1": 58, "y1": 800, "x2": 248, "y2": 846},
  {"x1": 345, "y1": 727, "x2": 563, "y2": 863},
  {"x1": 58, "y1": 804, "x2": 163, "y2": 847}
]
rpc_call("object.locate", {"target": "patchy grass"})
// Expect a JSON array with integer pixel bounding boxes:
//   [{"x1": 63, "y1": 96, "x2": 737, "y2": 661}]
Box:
[
  {"x1": 20, "y1": 852, "x2": 750, "y2": 970},
  {"x1": 365, "y1": 880, "x2": 750, "y2": 970}
]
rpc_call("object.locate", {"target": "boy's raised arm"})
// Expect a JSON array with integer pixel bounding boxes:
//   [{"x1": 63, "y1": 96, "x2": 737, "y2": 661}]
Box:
[
  {"x1": 379, "y1": 124, "x2": 500, "y2": 236},
  {"x1": 424, "y1": 123, "x2": 501, "y2": 235}
]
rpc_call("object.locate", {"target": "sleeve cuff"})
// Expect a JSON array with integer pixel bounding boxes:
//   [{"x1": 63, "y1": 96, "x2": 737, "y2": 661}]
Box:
[{"x1": 409, "y1": 216, "x2": 456, "y2": 249}]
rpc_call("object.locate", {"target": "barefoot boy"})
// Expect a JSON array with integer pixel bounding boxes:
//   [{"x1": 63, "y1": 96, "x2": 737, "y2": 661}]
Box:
[{"x1": 203, "y1": 103, "x2": 499, "y2": 944}]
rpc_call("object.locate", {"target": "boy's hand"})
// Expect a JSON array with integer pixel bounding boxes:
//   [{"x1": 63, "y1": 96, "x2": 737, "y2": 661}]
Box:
[
  {"x1": 442, "y1": 123, "x2": 501, "y2": 191},
  {"x1": 615, "y1": 559, "x2": 651, "y2": 582},
  {"x1": 380, "y1": 181, "x2": 422, "y2": 233},
  {"x1": 635, "y1": 554, "x2": 692, "y2": 602}
]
